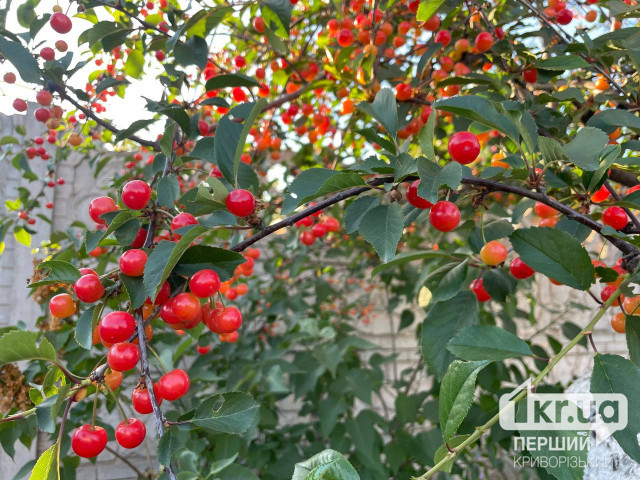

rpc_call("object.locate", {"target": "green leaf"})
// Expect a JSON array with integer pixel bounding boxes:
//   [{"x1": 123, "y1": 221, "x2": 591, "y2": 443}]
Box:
[
  {"x1": 432, "y1": 260, "x2": 468, "y2": 302},
  {"x1": 282, "y1": 168, "x2": 339, "y2": 214},
  {"x1": 432, "y1": 435, "x2": 469, "y2": 473},
  {"x1": 0, "y1": 330, "x2": 58, "y2": 366},
  {"x1": 215, "y1": 101, "x2": 266, "y2": 186},
  {"x1": 356, "y1": 88, "x2": 398, "y2": 138},
  {"x1": 435, "y1": 96, "x2": 519, "y2": 142},
  {"x1": 416, "y1": 0, "x2": 446, "y2": 22},
  {"x1": 345, "y1": 196, "x2": 380, "y2": 233},
  {"x1": 14, "y1": 227, "x2": 31, "y2": 247},
  {"x1": 120, "y1": 274, "x2": 148, "y2": 309},
  {"x1": 538, "y1": 136, "x2": 568, "y2": 165},
  {"x1": 563, "y1": 127, "x2": 609, "y2": 171},
  {"x1": 536, "y1": 55, "x2": 590, "y2": 71},
  {"x1": 417, "y1": 158, "x2": 461, "y2": 204},
  {"x1": 509, "y1": 227, "x2": 595, "y2": 290},
  {"x1": 292, "y1": 449, "x2": 360, "y2": 480},
  {"x1": 174, "y1": 245, "x2": 245, "y2": 281},
  {"x1": 29, "y1": 442, "x2": 57, "y2": 480},
  {"x1": 261, "y1": 0, "x2": 293, "y2": 36},
  {"x1": 358, "y1": 204, "x2": 404, "y2": 262},
  {"x1": 143, "y1": 226, "x2": 208, "y2": 300},
  {"x1": 482, "y1": 269, "x2": 516, "y2": 302},
  {"x1": 626, "y1": 316, "x2": 640, "y2": 366},
  {"x1": 0, "y1": 37, "x2": 41, "y2": 84},
  {"x1": 36, "y1": 385, "x2": 70, "y2": 434},
  {"x1": 157, "y1": 174, "x2": 181, "y2": 209},
  {"x1": 75, "y1": 306, "x2": 96, "y2": 350},
  {"x1": 439, "y1": 360, "x2": 490, "y2": 441},
  {"x1": 191, "y1": 392, "x2": 259, "y2": 434},
  {"x1": 292, "y1": 173, "x2": 366, "y2": 210},
  {"x1": 591, "y1": 354, "x2": 640, "y2": 463},
  {"x1": 371, "y1": 250, "x2": 456, "y2": 276},
  {"x1": 30, "y1": 260, "x2": 81, "y2": 288},
  {"x1": 587, "y1": 109, "x2": 640, "y2": 134},
  {"x1": 114, "y1": 119, "x2": 157, "y2": 143},
  {"x1": 124, "y1": 49, "x2": 145, "y2": 79},
  {"x1": 157, "y1": 427, "x2": 181, "y2": 466},
  {"x1": 205, "y1": 73, "x2": 261, "y2": 91},
  {"x1": 420, "y1": 291, "x2": 478, "y2": 379},
  {"x1": 418, "y1": 108, "x2": 437, "y2": 160},
  {"x1": 447, "y1": 325, "x2": 532, "y2": 361}
]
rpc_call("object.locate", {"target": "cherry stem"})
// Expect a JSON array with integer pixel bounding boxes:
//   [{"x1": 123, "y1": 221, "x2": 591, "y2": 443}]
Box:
[
  {"x1": 587, "y1": 331, "x2": 599, "y2": 354},
  {"x1": 147, "y1": 345, "x2": 169, "y2": 374},
  {"x1": 56, "y1": 398, "x2": 74, "y2": 477},
  {"x1": 91, "y1": 387, "x2": 99, "y2": 428},
  {"x1": 103, "y1": 382, "x2": 128, "y2": 422}
]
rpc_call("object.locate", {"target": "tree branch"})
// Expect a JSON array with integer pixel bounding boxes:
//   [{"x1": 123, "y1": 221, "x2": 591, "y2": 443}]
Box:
[
  {"x1": 62, "y1": 91, "x2": 160, "y2": 150},
  {"x1": 231, "y1": 175, "x2": 640, "y2": 265},
  {"x1": 136, "y1": 313, "x2": 177, "y2": 480}
]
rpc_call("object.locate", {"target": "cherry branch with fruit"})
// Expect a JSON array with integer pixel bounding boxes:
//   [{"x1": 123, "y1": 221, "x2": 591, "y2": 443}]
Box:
[{"x1": 3, "y1": 0, "x2": 640, "y2": 479}]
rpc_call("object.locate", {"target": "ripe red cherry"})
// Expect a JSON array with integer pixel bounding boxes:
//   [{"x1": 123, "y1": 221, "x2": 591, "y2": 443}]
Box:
[
  {"x1": 189, "y1": 269, "x2": 221, "y2": 298},
  {"x1": 601, "y1": 284, "x2": 622, "y2": 306},
  {"x1": 100, "y1": 311, "x2": 136, "y2": 343},
  {"x1": 324, "y1": 217, "x2": 340, "y2": 232},
  {"x1": 132, "y1": 384, "x2": 162, "y2": 414},
  {"x1": 148, "y1": 280, "x2": 171, "y2": 305},
  {"x1": 556, "y1": 8, "x2": 573, "y2": 25},
  {"x1": 312, "y1": 223, "x2": 327, "y2": 238},
  {"x1": 119, "y1": 249, "x2": 148, "y2": 277},
  {"x1": 13, "y1": 99, "x2": 27, "y2": 112},
  {"x1": 533, "y1": 202, "x2": 556, "y2": 218},
  {"x1": 470, "y1": 279, "x2": 491, "y2": 302},
  {"x1": 122, "y1": 180, "x2": 152, "y2": 210},
  {"x1": 602, "y1": 206, "x2": 628, "y2": 230},
  {"x1": 35, "y1": 108, "x2": 50, "y2": 122},
  {"x1": 406, "y1": 180, "x2": 433, "y2": 209},
  {"x1": 474, "y1": 32, "x2": 494, "y2": 52},
  {"x1": 172, "y1": 292, "x2": 201, "y2": 322},
  {"x1": 40, "y1": 47, "x2": 55, "y2": 61},
  {"x1": 3, "y1": 72, "x2": 16, "y2": 83},
  {"x1": 130, "y1": 227, "x2": 147, "y2": 248},
  {"x1": 49, "y1": 293, "x2": 76, "y2": 318},
  {"x1": 89, "y1": 196, "x2": 118, "y2": 224},
  {"x1": 71, "y1": 425, "x2": 108, "y2": 458},
  {"x1": 434, "y1": 30, "x2": 451, "y2": 47},
  {"x1": 215, "y1": 306, "x2": 242, "y2": 333},
  {"x1": 301, "y1": 230, "x2": 315, "y2": 245},
  {"x1": 171, "y1": 212, "x2": 198, "y2": 233},
  {"x1": 36, "y1": 90, "x2": 52, "y2": 106},
  {"x1": 423, "y1": 15, "x2": 440, "y2": 31},
  {"x1": 115, "y1": 418, "x2": 146, "y2": 449},
  {"x1": 510, "y1": 257, "x2": 535, "y2": 279},
  {"x1": 79, "y1": 267, "x2": 98, "y2": 276},
  {"x1": 50, "y1": 12, "x2": 72, "y2": 33},
  {"x1": 448, "y1": 132, "x2": 480, "y2": 164},
  {"x1": 157, "y1": 369, "x2": 190, "y2": 401},
  {"x1": 107, "y1": 342, "x2": 140, "y2": 372},
  {"x1": 522, "y1": 68, "x2": 538, "y2": 83},
  {"x1": 226, "y1": 189, "x2": 255, "y2": 217},
  {"x1": 220, "y1": 331, "x2": 239, "y2": 343},
  {"x1": 196, "y1": 344, "x2": 211, "y2": 355},
  {"x1": 73, "y1": 274, "x2": 105, "y2": 303},
  {"x1": 253, "y1": 16, "x2": 265, "y2": 32},
  {"x1": 591, "y1": 184, "x2": 610, "y2": 203},
  {"x1": 337, "y1": 29, "x2": 355, "y2": 47},
  {"x1": 429, "y1": 201, "x2": 460, "y2": 232}
]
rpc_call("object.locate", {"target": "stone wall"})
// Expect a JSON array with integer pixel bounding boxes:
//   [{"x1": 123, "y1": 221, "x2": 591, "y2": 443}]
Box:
[{"x1": 0, "y1": 107, "x2": 630, "y2": 479}]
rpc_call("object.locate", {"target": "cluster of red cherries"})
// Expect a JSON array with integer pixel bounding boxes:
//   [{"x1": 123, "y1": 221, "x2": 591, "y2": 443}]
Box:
[
  {"x1": 45, "y1": 175, "x2": 259, "y2": 458},
  {"x1": 295, "y1": 206, "x2": 341, "y2": 245}
]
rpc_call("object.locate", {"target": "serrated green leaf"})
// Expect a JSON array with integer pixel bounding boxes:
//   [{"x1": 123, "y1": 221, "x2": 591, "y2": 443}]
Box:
[
  {"x1": 191, "y1": 392, "x2": 259, "y2": 434},
  {"x1": 356, "y1": 88, "x2": 398, "y2": 139},
  {"x1": 358, "y1": 204, "x2": 404, "y2": 262},
  {"x1": 447, "y1": 325, "x2": 532, "y2": 361}
]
